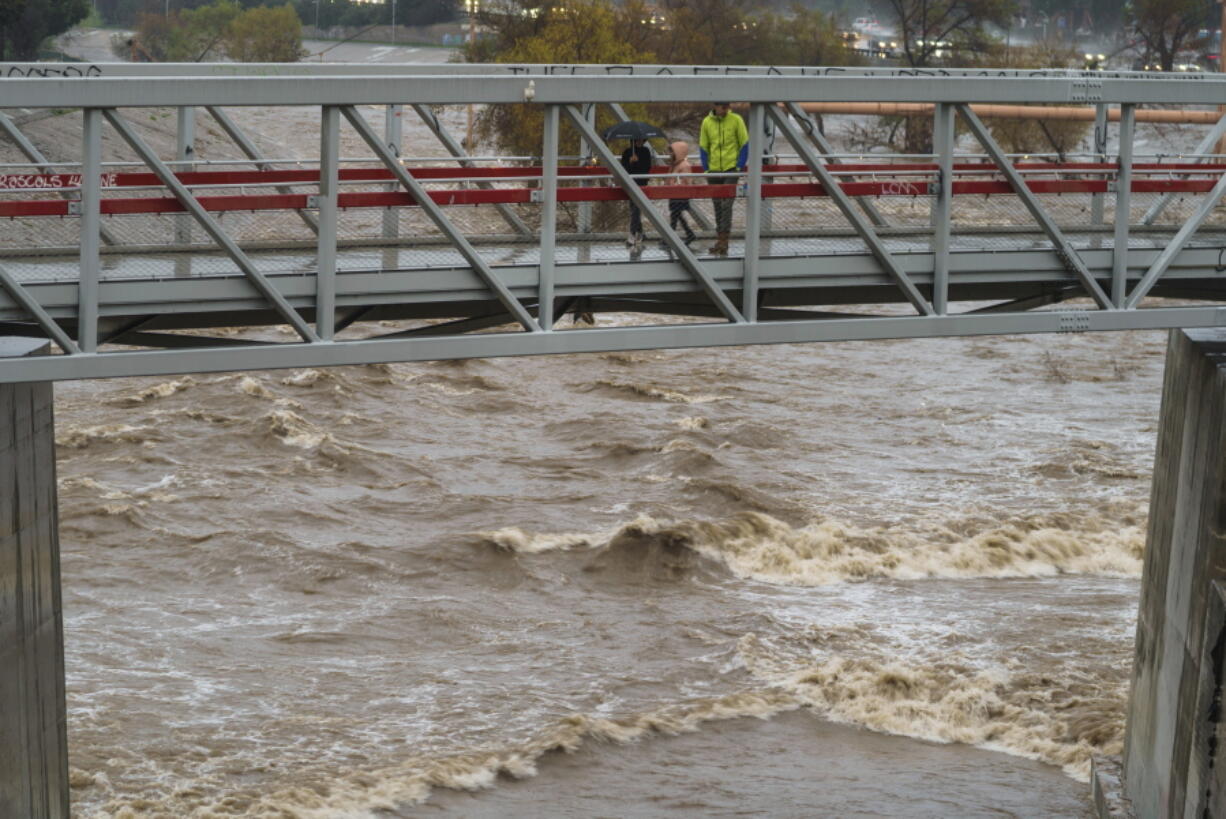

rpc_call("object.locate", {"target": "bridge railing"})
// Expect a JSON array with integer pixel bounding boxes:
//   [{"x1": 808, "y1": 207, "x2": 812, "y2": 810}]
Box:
[
  {"x1": 2, "y1": 152, "x2": 1216, "y2": 250},
  {"x1": 4, "y1": 146, "x2": 1225, "y2": 272}
]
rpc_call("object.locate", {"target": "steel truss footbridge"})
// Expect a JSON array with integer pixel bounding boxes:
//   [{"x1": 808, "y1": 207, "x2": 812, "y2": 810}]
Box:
[{"x1": 2, "y1": 62, "x2": 1226, "y2": 382}]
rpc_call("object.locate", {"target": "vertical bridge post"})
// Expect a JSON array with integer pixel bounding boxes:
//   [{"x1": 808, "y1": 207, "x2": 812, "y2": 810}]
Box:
[
  {"x1": 1112, "y1": 105, "x2": 1135, "y2": 308},
  {"x1": 382, "y1": 104, "x2": 403, "y2": 244},
  {"x1": 174, "y1": 106, "x2": 196, "y2": 278},
  {"x1": 539, "y1": 105, "x2": 559, "y2": 330},
  {"x1": 0, "y1": 339, "x2": 68, "y2": 819},
  {"x1": 931, "y1": 102, "x2": 955, "y2": 316},
  {"x1": 317, "y1": 105, "x2": 340, "y2": 341},
  {"x1": 175, "y1": 106, "x2": 195, "y2": 249},
  {"x1": 1090, "y1": 103, "x2": 1108, "y2": 227},
  {"x1": 742, "y1": 103, "x2": 764, "y2": 322}
]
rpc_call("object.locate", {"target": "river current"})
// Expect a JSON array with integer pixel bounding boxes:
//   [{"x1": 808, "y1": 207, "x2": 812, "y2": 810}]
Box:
[{"x1": 55, "y1": 319, "x2": 1162, "y2": 817}]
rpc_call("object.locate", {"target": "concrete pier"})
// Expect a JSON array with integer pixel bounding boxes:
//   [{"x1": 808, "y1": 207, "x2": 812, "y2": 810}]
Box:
[
  {"x1": 1115, "y1": 328, "x2": 1226, "y2": 818},
  {"x1": 0, "y1": 338, "x2": 68, "y2": 818}
]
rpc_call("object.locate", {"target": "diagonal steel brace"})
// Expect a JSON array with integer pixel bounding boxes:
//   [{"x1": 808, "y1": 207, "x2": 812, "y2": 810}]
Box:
[
  {"x1": 409, "y1": 103, "x2": 531, "y2": 237},
  {"x1": 955, "y1": 104, "x2": 1113, "y2": 311},
  {"x1": 101, "y1": 109, "x2": 319, "y2": 342},
  {"x1": 768, "y1": 105, "x2": 933, "y2": 316},
  {"x1": 0, "y1": 261, "x2": 79, "y2": 353},
  {"x1": 563, "y1": 105, "x2": 746, "y2": 324},
  {"x1": 783, "y1": 102, "x2": 889, "y2": 228},
  {"x1": 1125, "y1": 169, "x2": 1226, "y2": 308},
  {"x1": 340, "y1": 105, "x2": 541, "y2": 333},
  {"x1": 205, "y1": 105, "x2": 320, "y2": 235},
  {"x1": 1143, "y1": 112, "x2": 1226, "y2": 225}
]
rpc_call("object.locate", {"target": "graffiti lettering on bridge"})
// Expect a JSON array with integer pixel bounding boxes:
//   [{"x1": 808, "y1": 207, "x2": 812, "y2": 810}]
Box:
[
  {"x1": 879, "y1": 180, "x2": 924, "y2": 197},
  {"x1": 497, "y1": 65, "x2": 1204, "y2": 82},
  {"x1": 3, "y1": 64, "x2": 101, "y2": 78},
  {"x1": 0, "y1": 172, "x2": 118, "y2": 191}
]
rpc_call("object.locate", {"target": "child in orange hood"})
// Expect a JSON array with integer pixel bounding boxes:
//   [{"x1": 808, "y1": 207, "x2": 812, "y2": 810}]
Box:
[{"x1": 664, "y1": 141, "x2": 697, "y2": 246}]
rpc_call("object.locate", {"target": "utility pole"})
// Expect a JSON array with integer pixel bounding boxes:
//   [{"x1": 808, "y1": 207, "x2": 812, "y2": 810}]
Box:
[
  {"x1": 1218, "y1": 1, "x2": 1226, "y2": 155},
  {"x1": 465, "y1": 0, "x2": 477, "y2": 149}
]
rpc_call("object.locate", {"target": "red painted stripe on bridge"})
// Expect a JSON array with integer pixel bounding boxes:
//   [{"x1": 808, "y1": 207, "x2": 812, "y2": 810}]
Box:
[
  {"x1": 1, "y1": 179, "x2": 1221, "y2": 218},
  {"x1": 4, "y1": 162, "x2": 1225, "y2": 192}
]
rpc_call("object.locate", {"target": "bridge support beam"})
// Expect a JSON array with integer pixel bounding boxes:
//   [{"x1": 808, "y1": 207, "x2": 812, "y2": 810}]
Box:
[
  {"x1": 0, "y1": 338, "x2": 68, "y2": 819},
  {"x1": 1110, "y1": 328, "x2": 1226, "y2": 818}
]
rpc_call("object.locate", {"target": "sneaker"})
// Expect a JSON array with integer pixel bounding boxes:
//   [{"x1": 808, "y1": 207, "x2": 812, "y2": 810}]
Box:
[{"x1": 625, "y1": 233, "x2": 637, "y2": 247}]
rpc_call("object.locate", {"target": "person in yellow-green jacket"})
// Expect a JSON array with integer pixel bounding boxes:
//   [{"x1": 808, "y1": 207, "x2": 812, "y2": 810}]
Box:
[{"x1": 699, "y1": 102, "x2": 748, "y2": 256}]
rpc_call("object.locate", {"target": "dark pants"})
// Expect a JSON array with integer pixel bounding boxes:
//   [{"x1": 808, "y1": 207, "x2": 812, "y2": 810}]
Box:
[
  {"x1": 628, "y1": 180, "x2": 648, "y2": 237},
  {"x1": 669, "y1": 199, "x2": 695, "y2": 239},
  {"x1": 708, "y1": 173, "x2": 734, "y2": 234}
]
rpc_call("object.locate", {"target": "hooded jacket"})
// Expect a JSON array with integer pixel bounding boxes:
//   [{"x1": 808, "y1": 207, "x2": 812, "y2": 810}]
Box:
[
  {"x1": 667, "y1": 141, "x2": 697, "y2": 185},
  {"x1": 699, "y1": 109, "x2": 749, "y2": 173}
]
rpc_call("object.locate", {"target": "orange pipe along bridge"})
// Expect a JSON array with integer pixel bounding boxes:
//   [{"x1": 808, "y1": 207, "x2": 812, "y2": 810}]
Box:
[{"x1": 3, "y1": 63, "x2": 1226, "y2": 382}]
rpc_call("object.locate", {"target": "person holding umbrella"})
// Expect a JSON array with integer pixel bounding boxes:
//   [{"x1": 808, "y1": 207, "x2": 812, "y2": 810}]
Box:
[
  {"x1": 603, "y1": 120, "x2": 666, "y2": 248},
  {"x1": 620, "y1": 138, "x2": 653, "y2": 247},
  {"x1": 699, "y1": 102, "x2": 748, "y2": 256}
]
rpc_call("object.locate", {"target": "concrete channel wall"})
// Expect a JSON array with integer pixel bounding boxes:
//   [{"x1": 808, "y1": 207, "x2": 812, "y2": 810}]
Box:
[
  {"x1": 1120, "y1": 328, "x2": 1226, "y2": 818},
  {"x1": 0, "y1": 338, "x2": 68, "y2": 818}
]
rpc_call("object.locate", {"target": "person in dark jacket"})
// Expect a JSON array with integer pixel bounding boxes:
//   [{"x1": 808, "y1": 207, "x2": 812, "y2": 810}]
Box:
[{"x1": 620, "y1": 138, "x2": 654, "y2": 247}]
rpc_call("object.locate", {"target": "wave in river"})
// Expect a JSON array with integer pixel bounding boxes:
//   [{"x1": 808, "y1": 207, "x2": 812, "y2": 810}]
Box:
[
  {"x1": 82, "y1": 690, "x2": 800, "y2": 818},
  {"x1": 480, "y1": 510, "x2": 1145, "y2": 584},
  {"x1": 739, "y1": 637, "x2": 1124, "y2": 781}
]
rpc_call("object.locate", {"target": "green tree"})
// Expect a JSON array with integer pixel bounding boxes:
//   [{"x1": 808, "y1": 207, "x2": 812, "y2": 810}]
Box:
[
  {"x1": 778, "y1": 4, "x2": 862, "y2": 66},
  {"x1": 880, "y1": 0, "x2": 1015, "y2": 153},
  {"x1": 464, "y1": 0, "x2": 553, "y2": 63},
  {"x1": 131, "y1": 12, "x2": 179, "y2": 60},
  {"x1": 472, "y1": 0, "x2": 862, "y2": 68},
  {"x1": 985, "y1": 43, "x2": 1091, "y2": 158},
  {"x1": 468, "y1": 0, "x2": 867, "y2": 156},
  {"x1": 474, "y1": 0, "x2": 655, "y2": 159},
  {"x1": 134, "y1": 0, "x2": 241, "y2": 61},
  {"x1": 96, "y1": 0, "x2": 143, "y2": 28},
  {"x1": 223, "y1": 3, "x2": 305, "y2": 61},
  {"x1": 1027, "y1": 0, "x2": 1127, "y2": 36},
  {"x1": 185, "y1": 0, "x2": 242, "y2": 60},
  {"x1": 651, "y1": 0, "x2": 776, "y2": 65},
  {"x1": 0, "y1": 0, "x2": 91, "y2": 60},
  {"x1": 290, "y1": 0, "x2": 456, "y2": 31},
  {"x1": 883, "y1": 0, "x2": 1016, "y2": 69},
  {"x1": 1129, "y1": 0, "x2": 1215, "y2": 72}
]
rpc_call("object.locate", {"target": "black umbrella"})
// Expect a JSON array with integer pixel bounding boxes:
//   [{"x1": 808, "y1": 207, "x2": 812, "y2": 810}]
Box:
[{"x1": 602, "y1": 120, "x2": 667, "y2": 141}]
